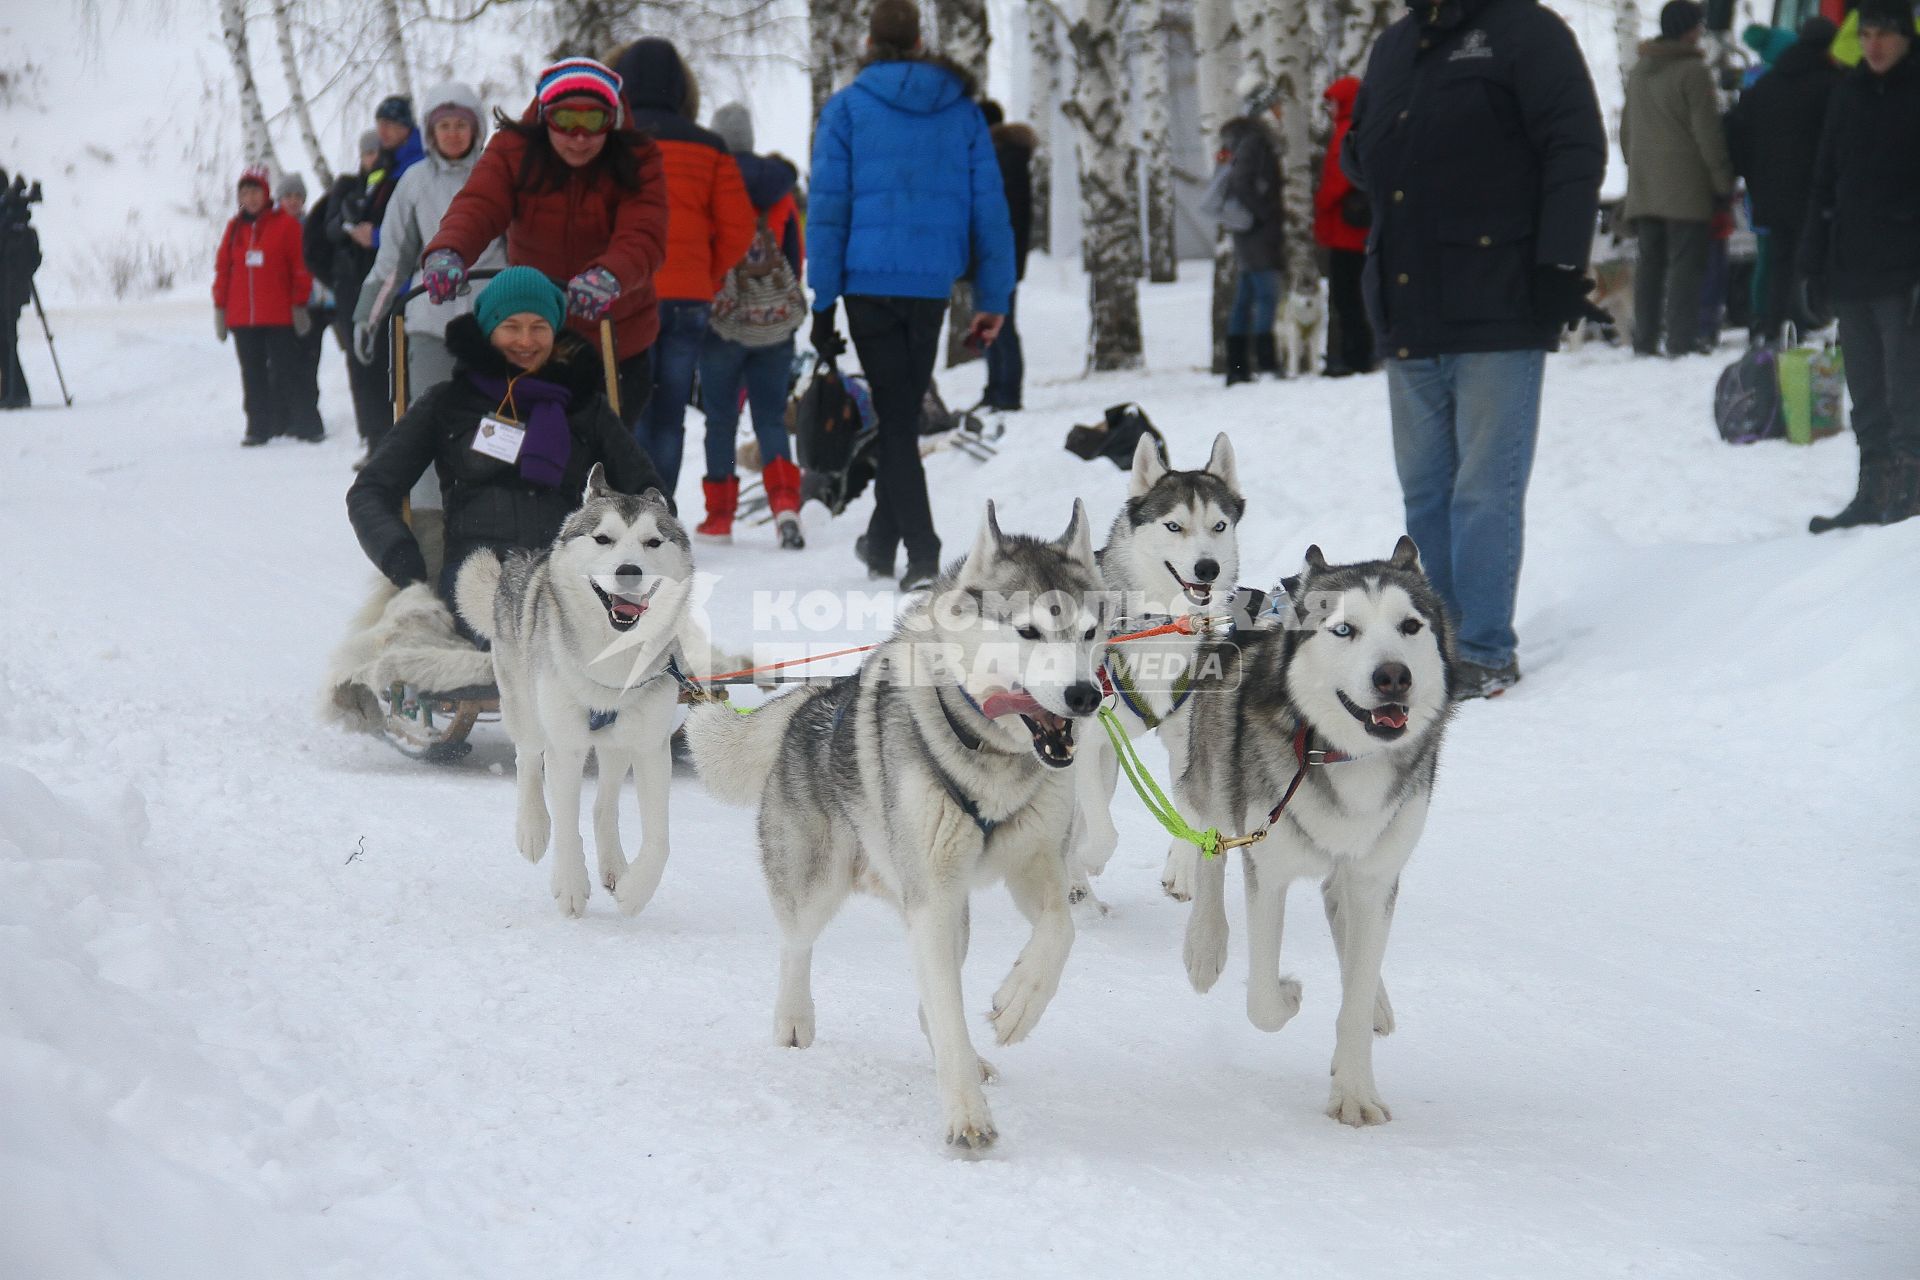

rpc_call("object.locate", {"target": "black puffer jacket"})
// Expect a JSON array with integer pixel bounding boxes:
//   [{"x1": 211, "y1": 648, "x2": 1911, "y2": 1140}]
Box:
[
  {"x1": 1220, "y1": 116, "x2": 1286, "y2": 273},
  {"x1": 991, "y1": 122, "x2": 1036, "y2": 280},
  {"x1": 347, "y1": 313, "x2": 667, "y2": 590},
  {"x1": 1343, "y1": 0, "x2": 1607, "y2": 357},
  {"x1": 1803, "y1": 52, "x2": 1920, "y2": 303},
  {"x1": 1725, "y1": 38, "x2": 1843, "y2": 232}
]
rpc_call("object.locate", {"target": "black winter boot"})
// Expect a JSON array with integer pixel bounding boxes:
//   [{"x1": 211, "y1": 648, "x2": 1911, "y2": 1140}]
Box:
[
  {"x1": 1879, "y1": 455, "x2": 1920, "y2": 527},
  {"x1": 1224, "y1": 335, "x2": 1254, "y2": 386},
  {"x1": 1253, "y1": 333, "x2": 1281, "y2": 377},
  {"x1": 1809, "y1": 458, "x2": 1893, "y2": 534}
]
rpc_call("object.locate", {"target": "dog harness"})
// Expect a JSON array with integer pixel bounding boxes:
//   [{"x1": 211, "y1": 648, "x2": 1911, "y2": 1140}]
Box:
[
  {"x1": 1098, "y1": 648, "x2": 1193, "y2": 730},
  {"x1": 586, "y1": 652, "x2": 691, "y2": 732}
]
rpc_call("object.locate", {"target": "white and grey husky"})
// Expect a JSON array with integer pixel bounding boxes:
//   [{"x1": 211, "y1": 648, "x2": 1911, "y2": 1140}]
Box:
[
  {"x1": 1178, "y1": 538, "x2": 1454, "y2": 1127},
  {"x1": 686, "y1": 502, "x2": 1107, "y2": 1151},
  {"x1": 1072, "y1": 432, "x2": 1243, "y2": 902},
  {"x1": 455, "y1": 464, "x2": 699, "y2": 919}
]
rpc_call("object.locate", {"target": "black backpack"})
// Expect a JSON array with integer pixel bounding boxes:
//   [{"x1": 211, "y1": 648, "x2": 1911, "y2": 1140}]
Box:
[
  {"x1": 1065, "y1": 403, "x2": 1168, "y2": 469},
  {"x1": 1714, "y1": 346, "x2": 1785, "y2": 444}
]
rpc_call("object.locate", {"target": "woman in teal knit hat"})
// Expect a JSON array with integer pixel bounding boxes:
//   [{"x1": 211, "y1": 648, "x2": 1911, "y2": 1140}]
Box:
[{"x1": 347, "y1": 267, "x2": 668, "y2": 633}]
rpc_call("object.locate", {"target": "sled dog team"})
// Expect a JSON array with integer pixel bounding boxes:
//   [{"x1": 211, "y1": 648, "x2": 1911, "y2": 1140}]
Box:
[{"x1": 454, "y1": 431, "x2": 1456, "y2": 1151}]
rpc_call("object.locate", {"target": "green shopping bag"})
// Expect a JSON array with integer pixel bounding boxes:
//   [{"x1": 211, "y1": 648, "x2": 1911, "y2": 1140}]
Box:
[{"x1": 1777, "y1": 345, "x2": 1846, "y2": 445}]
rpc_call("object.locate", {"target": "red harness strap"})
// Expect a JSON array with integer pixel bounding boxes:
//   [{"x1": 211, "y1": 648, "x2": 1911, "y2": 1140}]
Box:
[{"x1": 1264, "y1": 723, "x2": 1351, "y2": 826}]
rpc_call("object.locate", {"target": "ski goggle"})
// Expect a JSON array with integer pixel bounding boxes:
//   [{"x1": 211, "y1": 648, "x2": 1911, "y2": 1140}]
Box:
[{"x1": 544, "y1": 104, "x2": 614, "y2": 136}]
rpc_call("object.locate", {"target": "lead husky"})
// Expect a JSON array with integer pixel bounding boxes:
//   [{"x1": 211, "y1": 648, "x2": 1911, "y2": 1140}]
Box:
[
  {"x1": 686, "y1": 502, "x2": 1107, "y2": 1151},
  {"x1": 1178, "y1": 538, "x2": 1453, "y2": 1126},
  {"x1": 1072, "y1": 432, "x2": 1242, "y2": 902},
  {"x1": 455, "y1": 464, "x2": 699, "y2": 919}
]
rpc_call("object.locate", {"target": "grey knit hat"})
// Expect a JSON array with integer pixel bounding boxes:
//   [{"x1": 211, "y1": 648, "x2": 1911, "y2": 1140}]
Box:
[
  {"x1": 710, "y1": 101, "x2": 754, "y2": 152},
  {"x1": 275, "y1": 172, "x2": 307, "y2": 201},
  {"x1": 358, "y1": 129, "x2": 381, "y2": 156}
]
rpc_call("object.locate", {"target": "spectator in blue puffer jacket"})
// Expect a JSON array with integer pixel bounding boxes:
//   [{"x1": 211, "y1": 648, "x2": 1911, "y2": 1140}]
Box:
[{"x1": 807, "y1": 0, "x2": 1015, "y2": 592}]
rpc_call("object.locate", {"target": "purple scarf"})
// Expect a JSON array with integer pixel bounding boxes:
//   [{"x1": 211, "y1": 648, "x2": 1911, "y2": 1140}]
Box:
[{"x1": 466, "y1": 371, "x2": 574, "y2": 488}]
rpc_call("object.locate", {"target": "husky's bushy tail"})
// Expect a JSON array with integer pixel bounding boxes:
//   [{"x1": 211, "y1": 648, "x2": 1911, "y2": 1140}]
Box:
[
  {"x1": 683, "y1": 688, "x2": 815, "y2": 807},
  {"x1": 452, "y1": 550, "x2": 503, "y2": 643}
]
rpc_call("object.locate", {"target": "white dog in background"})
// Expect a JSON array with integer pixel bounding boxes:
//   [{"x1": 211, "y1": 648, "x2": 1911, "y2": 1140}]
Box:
[{"x1": 1279, "y1": 284, "x2": 1327, "y2": 379}]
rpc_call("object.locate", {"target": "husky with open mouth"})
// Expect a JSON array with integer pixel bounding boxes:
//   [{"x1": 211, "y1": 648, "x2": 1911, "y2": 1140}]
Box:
[
  {"x1": 1178, "y1": 538, "x2": 1454, "y2": 1127},
  {"x1": 455, "y1": 464, "x2": 701, "y2": 919},
  {"x1": 1072, "y1": 431, "x2": 1243, "y2": 905},
  {"x1": 685, "y1": 502, "x2": 1106, "y2": 1151}
]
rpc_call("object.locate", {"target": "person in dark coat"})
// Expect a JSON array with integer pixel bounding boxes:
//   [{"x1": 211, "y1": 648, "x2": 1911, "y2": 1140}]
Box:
[
  {"x1": 1344, "y1": 0, "x2": 1608, "y2": 699},
  {"x1": 0, "y1": 197, "x2": 38, "y2": 410},
  {"x1": 276, "y1": 173, "x2": 329, "y2": 439},
  {"x1": 347, "y1": 267, "x2": 666, "y2": 628},
  {"x1": 1725, "y1": 17, "x2": 1842, "y2": 343},
  {"x1": 807, "y1": 0, "x2": 1015, "y2": 592},
  {"x1": 1220, "y1": 104, "x2": 1287, "y2": 383},
  {"x1": 1803, "y1": 0, "x2": 1920, "y2": 532},
  {"x1": 980, "y1": 99, "x2": 1034, "y2": 412},
  {"x1": 317, "y1": 131, "x2": 392, "y2": 454}
]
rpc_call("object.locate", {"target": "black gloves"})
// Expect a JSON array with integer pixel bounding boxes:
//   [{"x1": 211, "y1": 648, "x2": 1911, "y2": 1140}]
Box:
[
  {"x1": 380, "y1": 541, "x2": 429, "y2": 590},
  {"x1": 1533, "y1": 265, "x2": 1612, "y2": 333},
  {"x1": 810, "y1": 306, "x2": 846, "y2": 360}
]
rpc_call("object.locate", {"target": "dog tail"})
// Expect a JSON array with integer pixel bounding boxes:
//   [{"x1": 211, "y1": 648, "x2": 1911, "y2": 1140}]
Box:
[
  {"x1": 452, "y1": 550, "x2": 502, "y2": 643},
  {"x1": 683, "y1": 687, "x2": 812, "y2": 808}
]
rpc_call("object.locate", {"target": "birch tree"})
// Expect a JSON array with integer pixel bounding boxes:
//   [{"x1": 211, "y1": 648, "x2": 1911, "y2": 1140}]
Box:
[
  {"x1": 219, "y1": 0, "x2": 280, "y2": 171},
  {"x1": 809, "y1": 0, "x2": 863, "y2": 120},
  {"x1": 1194, "y1": 0, "x2": 1240, "y2": 371},
  {"x1": 272, "y1": 0, "x2": 332, "y2": 186},
  {"x1": 1066, "y1": 0, "x2": 1145, "y2": 371},
  {"x1": 376, "y1": 0, "x2": 414, "y2": 101},
  {"x1": 1029, "y1": 4, "x2": 1061, "y2": 254},
  {"x1": 1271, "y1": 0, "x2": 1319, "y2": 294},
  {"x1": 940, "y1": 0, "x2": 992, "y2": 367},
  {"x1": 1334, "y1": 0, "x2": 1399, "y2": 77},
  {"x1": 1135, "y1": 0, "x2": 1177, "y2": 283},
  {"x1": 1614, "y1": 0, "x2": 1644, "y2": 90}
]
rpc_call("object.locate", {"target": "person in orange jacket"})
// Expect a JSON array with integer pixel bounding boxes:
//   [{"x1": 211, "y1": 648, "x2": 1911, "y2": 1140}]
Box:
[
  {"x1": 213, "y1": 166, "x2": 321, "y2": 445},
  {"x1": 1313, "y1": 76, "x2": 1375, "y2": 377},
  {"x1": 612, "y1": 37, "x2": 757, "y2": 499}
]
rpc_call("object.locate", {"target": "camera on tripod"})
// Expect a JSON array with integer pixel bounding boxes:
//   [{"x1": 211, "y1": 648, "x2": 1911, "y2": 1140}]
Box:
[
  {"x1": 1, "y1": 165, "x2": 68, "y2": 408},
  {"x1": 0, "y1": 169, "x2": 45, "y2": 230}
]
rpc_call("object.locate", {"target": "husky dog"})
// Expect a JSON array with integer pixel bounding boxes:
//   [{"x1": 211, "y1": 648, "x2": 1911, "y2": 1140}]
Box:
[
  {"x1": 1280, "y1": 286, "x2": 1328, "y2": 379},
  {"x1": 1178, "y1": 538, "x2": 1453, "y2": 1127},
  {"x1": 455, "y1": 464, "x2": 697, "y2": 919},
  {"x1": 1072, "y1": 432, "x2": 1242, "y2": 903},
  {"x1": 686, "y1": 502, "x2": 1107, "y2": 1150}
]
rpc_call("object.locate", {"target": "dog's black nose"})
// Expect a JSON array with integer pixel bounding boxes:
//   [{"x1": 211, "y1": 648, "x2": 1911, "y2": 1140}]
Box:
[
  {"x1": 1192, "y1": 558, "x2": 1220, "y2": 583},
  {"x1": 1064, "y1": 681, "x2": 1101, "y2": 716},
  {"x1": 1373, "y1": 662, "x2": 1412, "y2": 700},
  {"x1": 614, "y1": 562, "x2": 644, "y2": 581}
]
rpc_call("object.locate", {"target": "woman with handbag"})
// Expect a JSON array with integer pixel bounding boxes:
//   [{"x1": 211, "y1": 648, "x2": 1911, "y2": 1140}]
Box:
[
  {"x1": 695, "y1": 103, "x2": 809, "y2": 549},
  {"x1": 1314, "y1": 76, "x2": 1376, "y2": 378}
]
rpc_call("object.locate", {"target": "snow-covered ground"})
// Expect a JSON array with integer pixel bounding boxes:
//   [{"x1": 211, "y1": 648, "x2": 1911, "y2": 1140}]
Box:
[{"x1": 4, "y1": 261, "x2": 1917, "y2": 1278}]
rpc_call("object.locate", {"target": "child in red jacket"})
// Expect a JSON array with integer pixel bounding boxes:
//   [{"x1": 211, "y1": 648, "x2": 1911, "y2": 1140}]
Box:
[{"x1": 213, "y1": 166, "x2": 320, "y2": 444}]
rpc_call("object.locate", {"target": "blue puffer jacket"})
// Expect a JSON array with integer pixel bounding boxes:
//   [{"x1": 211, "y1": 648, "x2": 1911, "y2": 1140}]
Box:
[{"x1": 807, "y1": 56, "x2": 1015, "y2": 315}]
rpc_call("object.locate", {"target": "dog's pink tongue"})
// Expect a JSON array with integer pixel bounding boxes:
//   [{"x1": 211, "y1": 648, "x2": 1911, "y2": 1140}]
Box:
[
  {"x1": 980, "y1": 689, "x2": 1044, "y2": 720},
  {"x1": 611, "y1": 598, "x2": 647, "y2": 623},
  {"x1": 1371, "y1": 706, "x2": 1408, "y2": 730}
]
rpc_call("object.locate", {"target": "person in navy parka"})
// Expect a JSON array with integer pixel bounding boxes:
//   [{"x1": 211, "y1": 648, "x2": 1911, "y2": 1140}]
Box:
[{"x1": 807, "y1": 0, "x2": 1015, "y2": 592}]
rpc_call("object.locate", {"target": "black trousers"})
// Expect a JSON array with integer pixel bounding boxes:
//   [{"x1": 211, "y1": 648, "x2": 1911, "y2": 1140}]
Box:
[
  {"x1": 1633, "y1": 217, "x2": 1710, "y2": 355},
  {"x1": 287, "y1": 314, "x2": 328, "y2": 438},
  {"x1": 1835, "y1": 291, "x2": 1920, "y2": 465},
  {"x1": 1754, "y1": 221, "x2": 1804, "y2": 344},
  {"x1": 846, "y1": 295, "x2": 946, "y2": 568},
  {"x1": 1325, "y1": 249, "x2": 1375, "y2": 373},
  {"x1": 232, "y1": 325, "x2": 303, "y2": 441},
  {"x1": 347, "y1": 321, "x2": 393, "y2": 446},
  {"x1": 0, "y1": 304, "x2": 26, "y2": 408}
]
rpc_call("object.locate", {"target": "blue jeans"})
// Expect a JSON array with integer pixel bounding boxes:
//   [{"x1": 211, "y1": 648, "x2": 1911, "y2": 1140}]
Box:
[
  {"x1": 983, "y1": 290, "x2": 1023, "y2": 409},
  {"x1": 699, "y1": 333, "x2": 795, "y2": 480},
  {"x1": 1229, "y1": 269, "x2": 1281, "y2": 337},
  {"x1": 1385, "y1": 350, "x2": 1545, "y2": 668},
  {"x1": 632, "y1": 299, "x2": 711, "y2": 496}
]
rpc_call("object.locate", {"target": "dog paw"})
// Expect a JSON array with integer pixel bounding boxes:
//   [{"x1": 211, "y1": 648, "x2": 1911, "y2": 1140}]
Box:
[
  {"x1": 1184, "y1": 910, "x2": 1228, "y2": 994},
  {"x1": 989, "y1": 960, "x2": 1060, "y2": 1046},
  {"x1": 1374, "y1": 983, "x2": 1396, "y2": 1037},
  {"x1": 1162, "y1": 844, "x2": 1196, "y2": 901},
  {"x1": 773, "y1": 1004, "x2": 815, "y2": 1049},
  {"x1": 942, "y1": 1090, "x2": 998, "y2": 1153},
  {"x1": 977, "y1": 1056, "x2": 999, "y2": 1084},
  {"x1": 614, "y1": 853, "x2": 665, "y2": 916},
  {"x1": 1326, "y1": 1080, "x2": 1392, "y2": 1128},
  {"x1": 550, "y1": 860, "x2": 590, "y2": 918},
  {"x1": 516, "y1": 810, "x2": 550, "y2": 864},
  {"x1": 1247, "y1": 977, "x2": 1302, "y2": 1032}
]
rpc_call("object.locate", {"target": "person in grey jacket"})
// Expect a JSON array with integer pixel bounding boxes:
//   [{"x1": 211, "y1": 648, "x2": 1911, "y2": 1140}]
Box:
[
  {"x1": 1220, "y1": 99, "x2": 1287, "y2": 384},
  {"x1": 1621, "y1": 0, "x2": 1736, "y2": 356},
  {"x1": 352, "y1": 81, "x2": 507, "y2": 394}
]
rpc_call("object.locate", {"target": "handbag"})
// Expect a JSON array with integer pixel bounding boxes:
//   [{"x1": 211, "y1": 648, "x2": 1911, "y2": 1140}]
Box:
[{"x1": 1776, "y1": 343, "x2": 1846, "y2": 445}]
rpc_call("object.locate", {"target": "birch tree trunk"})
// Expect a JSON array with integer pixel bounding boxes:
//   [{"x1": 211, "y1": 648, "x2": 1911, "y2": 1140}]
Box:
[
  {"x1": 809, "y1": 0, "x2": 862, "y2": 123},
  {"x1": 1067, "y1": 0, "x2": 1145, "y2": 372},
  {"x1": 376, "y1": 0, "x2": 414, "y2": 102},
  {"x1": 1029, "y1": 4, "x2": 1060, "y2": 255},
  {"x1": 1614, "y1": 0, "x2": 1644, "y2": 91},
  {"x1": 272, "y1": 0, "x2": 332, "y2": 186},
  {"x1": 941, "y1": 0, "x2": 992, "y2": 368},
  {"x1": 1194, "y1": 0, "x2": 1240, "y2": 372},
  {"x1": 219, "y1": 0, "x2": 280, "y2": 172},
  {"x1": 1272, "y1": 0, "x2": 1319, "y2": 293},
  {"x1": 1335, "y1": 0, "x2": 1399, "y2": 78},
  {"x1": 1135, "y1": 0, "x2": 1177, "y2": 283}
]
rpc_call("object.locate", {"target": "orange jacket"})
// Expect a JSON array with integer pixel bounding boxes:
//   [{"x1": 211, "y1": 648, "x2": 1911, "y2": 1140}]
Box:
[{"x1": 632, "y1": 117, "x2": 756, "y2": 301}]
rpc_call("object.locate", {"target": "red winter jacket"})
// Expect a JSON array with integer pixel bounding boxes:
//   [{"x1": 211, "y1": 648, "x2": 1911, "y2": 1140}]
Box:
[
  {"x1": 424, "y1": 115, "x2": 669, "y2": 360},
  {"x1": 212, "y1": 206, "x2": 313, "y2": 327},
  {"x1": 1313, "y1": 77, "x2": 1369, "y2": 255}
]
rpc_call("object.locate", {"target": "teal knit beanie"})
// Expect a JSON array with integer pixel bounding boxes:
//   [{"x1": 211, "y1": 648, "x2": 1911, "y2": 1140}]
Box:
[{"x1": 474, "y1": 267, "x2": 566, "y2": 337}]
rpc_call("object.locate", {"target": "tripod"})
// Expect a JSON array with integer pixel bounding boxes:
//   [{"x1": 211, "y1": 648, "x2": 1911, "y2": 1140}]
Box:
[{"x1": 27, "y1": 282, "x2": 72, "y2": 407}]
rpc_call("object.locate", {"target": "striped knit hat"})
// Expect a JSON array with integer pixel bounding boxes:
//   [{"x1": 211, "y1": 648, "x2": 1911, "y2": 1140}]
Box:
[{"x1": 536, "y1": 57, "x2": 623, "y2": 116}]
